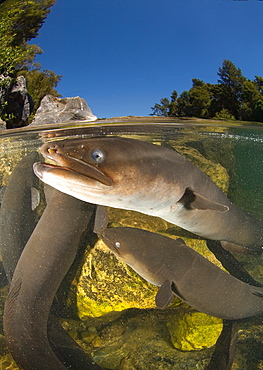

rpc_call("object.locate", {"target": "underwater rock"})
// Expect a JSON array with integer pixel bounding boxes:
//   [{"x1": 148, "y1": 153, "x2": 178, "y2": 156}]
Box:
[
  {"x1": 107, "y1": 207, "x2": 168, "y2": 232},
  {"x1": 0, "y1": 352, "x2": 20, "y2": 370},
  {"x1": 166, "y1": 311, "x2": 223, "y2": 351},
  {"x1": 0, "y1": 140, "x2": 35, "y2": 188},
  {"x1": 74, "y1": 239, "x2": 160, "y2": 319},
  {"x1": 173, "y1": 145, "x2": 229, "y2": 193},
  {"x1": 30, "y1": 95, "x2": 97, "y2": 126},
  {"x1": 73, "y1": 234, "x2": 224, "y2": 320},
  {"x1": 233, "y1": 321, "x2": 263, "y2": 369},
  {"x1": 68, "y1": 308, "x2": 216, "y2": 369}
]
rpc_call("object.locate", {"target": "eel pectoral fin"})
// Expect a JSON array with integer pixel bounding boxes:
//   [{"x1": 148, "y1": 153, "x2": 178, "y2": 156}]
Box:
[
  {"x1": 155, "y1": 280, "x2": 174, "y2": 308},
  {"x1": 182, "y1": 188, "x2": 229, "y2": 212},
  {"x1": 6, "y1": 278, "x2": 21, "y2": 308},
  {"x1": 94, "y1": 205, "x2": 109, "y2": 234},
  {"x1": 31, "y1": 187, "x2": 40, "y2": 210},
  {"x1": 4, "y1": 279, "x2": 22, "y2": 331},
  {"x1": 252, "y1": 290, "x2": 263, "y2": 298}
]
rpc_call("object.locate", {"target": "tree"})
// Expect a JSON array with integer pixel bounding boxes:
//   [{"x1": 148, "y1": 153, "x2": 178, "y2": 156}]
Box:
[
  {"x1": 214, "y1": 108, "x2": 235, "y2": 121},
  {"x1": 0, "y1": 0, "x2": 61, "y2": 126},
  {"x1": 150, "y1": 97, "x2": 170, "y2": 116},
  {"x1": 254, "y1": 76, "x2": 263, "y2": 95},
  {"x1": 150, "y1": 60, "x2": 263, "y2": 122},
  {"x1": 189, "y1": 79, "x2": 211, "y2": 118},
  {"x1": 253, "y1": 98, "x2": 263, "y2": 122},
  {"x1": 239, "y1": 80, "x2": 259, "y2": 121},
  {"x1": 0, "y1": 0, "x2": 55, "y2": 76},
  {"x1": 168, "y1": 90, "x2": 178, "y2": 116},
  {"x1": 217, "y1": 59, "x2": 245, "y2": 119},
  {"x1": 150, "y1": 90, "x2": 178, "y2": 117},
  {"x1": 177, "y1": 91, "x2": 191, "y2": 117},
  {"x1": 207, "y1": 83, "x2": 223, "y2": 118}
]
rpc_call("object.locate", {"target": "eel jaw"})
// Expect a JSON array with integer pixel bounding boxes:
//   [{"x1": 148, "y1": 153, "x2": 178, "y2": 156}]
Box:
[
  {"x1": 37, "y1": 146, "x2": 113, "y2": 187},
  {"x1": 33, "y1": 161, "x2": 113, "y2": 188}
]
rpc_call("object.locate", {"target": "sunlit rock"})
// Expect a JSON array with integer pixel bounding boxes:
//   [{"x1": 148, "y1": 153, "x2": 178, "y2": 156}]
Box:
[
  {"x1": 75, "y1": 239, "x2": 160, "y2": 319},
  {"x1": 30, "y1": 95, "x2": 97, "y2": 125},
  {"x1": 167, "y1": 310, "x2": 223, "y2": 351}
]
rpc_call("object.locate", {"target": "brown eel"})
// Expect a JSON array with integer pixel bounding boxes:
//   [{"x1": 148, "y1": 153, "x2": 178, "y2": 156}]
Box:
[
  {"x1": 1, "y1": 153, "x2": 104, "y2": 369},
  {"x1": 94, "y1": 206, "x2": 263, "y2": 320}
]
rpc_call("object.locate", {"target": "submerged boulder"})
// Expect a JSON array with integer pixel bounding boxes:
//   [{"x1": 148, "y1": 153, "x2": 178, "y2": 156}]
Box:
[
  {"x1": 74, "y1": 239, "x2": 159, "y2": 319},
  {"x1": 30, "y1": 95, "x2": 97, "y2": 125},
  {"x1": 167, "y1": 311, "x2": 223, "y2": 351},
  {"x1": 59, "y1": 308, "x2": 223, "y2": 369},
  {"x1": 73, "y1": 234, "x2": 223, "y2": 320}
]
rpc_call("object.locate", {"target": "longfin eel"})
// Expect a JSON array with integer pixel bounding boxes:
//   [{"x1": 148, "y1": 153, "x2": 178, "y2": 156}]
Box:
[
  {"x1": 34, "y1": 137, "x2": 263, "y2": 250},
  {"x1": 95, "y1": 211, "x2": 263, "y2": 320}
]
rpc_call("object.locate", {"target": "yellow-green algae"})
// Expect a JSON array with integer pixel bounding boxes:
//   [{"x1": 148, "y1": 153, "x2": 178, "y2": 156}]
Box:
[
  {"x1": 0, "y1": 353, "x2": 19, "y2": 370},
  {"x1": 76, "y1": 239, "x2": 161, "y2": 319},
  {"x1": 167, "y1": 311, "x2": 223, "y2": 351},
  {"x1": 173, "y1": 145, "x2": 229, "y2": 193},
  {"x1": 0, "y1": 138, "x2": 27, "y2": 187}
]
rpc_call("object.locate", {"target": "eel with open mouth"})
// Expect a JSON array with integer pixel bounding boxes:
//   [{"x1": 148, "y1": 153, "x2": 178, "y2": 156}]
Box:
[{"x1": 34, "y1": 136, "x2": 263, "y2": 251}]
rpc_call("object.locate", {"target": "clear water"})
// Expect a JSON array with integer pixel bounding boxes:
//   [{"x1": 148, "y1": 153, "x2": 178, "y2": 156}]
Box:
[{"x1": 0, "y1": 119, "x2": 262, "y2": 369}]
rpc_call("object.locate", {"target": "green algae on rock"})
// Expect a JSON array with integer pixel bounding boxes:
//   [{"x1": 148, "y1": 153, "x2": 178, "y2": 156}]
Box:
[
  {"x1": 167, "y1": 310, "x2": 223, "y2": 351},
  {"x1": 74, "y1": 234, "x2": 225, "y2": 320},
  {"x1": 0, "y1": 352, "x2": 20, "y2": 370},
  {"x1": 173, "y1": 145, "x2": 229, "y2": 193},
  {"x1": 76, "y1": 240, "x2": 161, "y2": 319}
]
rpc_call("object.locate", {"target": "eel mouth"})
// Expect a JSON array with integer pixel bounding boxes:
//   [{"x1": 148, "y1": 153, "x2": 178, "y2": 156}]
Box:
[{"x1": 34, "y1": 148, "x2": 113, "y2": 187}]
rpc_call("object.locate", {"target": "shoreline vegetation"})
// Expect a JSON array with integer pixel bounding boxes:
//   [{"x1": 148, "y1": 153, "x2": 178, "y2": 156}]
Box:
[
  {"x1": 97, "y1": 116, "x2": 263, "y2": 127},
  {"x1": 151, "y1": 60, "x2": 263, "y2": 124}
]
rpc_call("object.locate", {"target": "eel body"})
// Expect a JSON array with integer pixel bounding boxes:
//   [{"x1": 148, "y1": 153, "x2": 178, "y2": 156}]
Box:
[
  {"x1": 33, "y1": 137, "x2": 263, "y2": 250},
  {"x1": 94, "y1": 206, "x2": 263, "y2": 320},
  {"x1": 0, "y1": 152, "x2": 39, "y2": 281},
  {"x1": 1, "y1": 154, "x2": 102, "y2": 369}
]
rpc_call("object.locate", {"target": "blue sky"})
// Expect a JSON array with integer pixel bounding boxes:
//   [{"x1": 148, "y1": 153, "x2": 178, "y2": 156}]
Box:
[{"x1": 33, "y1": 0, "x2": 263, "y2": 118}]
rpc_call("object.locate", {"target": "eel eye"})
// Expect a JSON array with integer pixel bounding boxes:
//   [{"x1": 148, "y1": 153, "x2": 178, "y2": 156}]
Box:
[
  {"x1": 90, "y1": 149, "x2": 105, "y2": 163},
  {"x1": 115, "y1": 242, "x2": 121, "y2": 248}
]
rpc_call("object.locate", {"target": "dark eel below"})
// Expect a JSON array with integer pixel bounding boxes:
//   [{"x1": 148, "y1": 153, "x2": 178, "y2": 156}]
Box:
[
  {"x1": 33, "y1": 136, "x2": 263, "y2": 251},
  {"x1": 95, "y1": 206, "x2": 244, "y2": 369},
  {"x1": 0, "y1": 152, "x2": 39, "y2": 282},
  {"x1": 206, "y1": 320, "x2": 239, "y2": 370},
  {"x1": 94, "y1": 206, "x2": 263, "y2": 320},
  {"x1": 0, "y1": 153, "x2": 104, "y2": 369}
]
